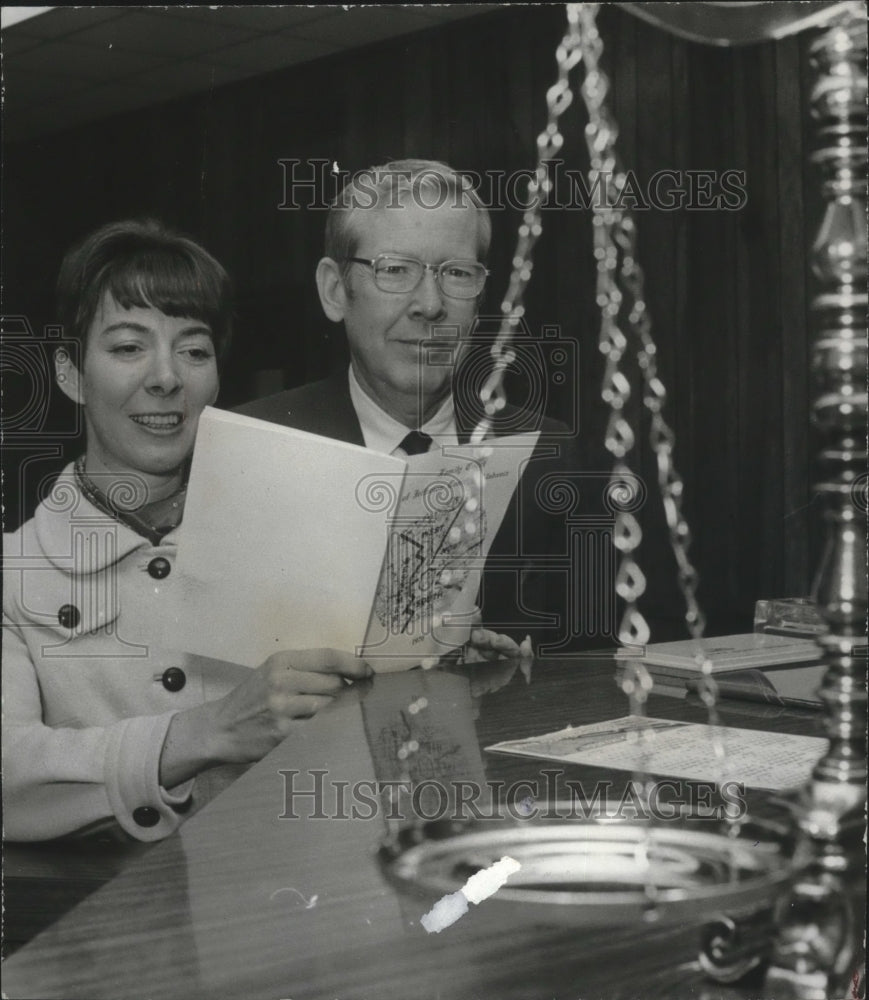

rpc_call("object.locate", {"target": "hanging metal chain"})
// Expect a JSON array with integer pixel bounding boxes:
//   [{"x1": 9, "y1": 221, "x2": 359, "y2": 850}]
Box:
[
  {"x1": 471, "y1": 5, "x2": 585, "y2": 444},
  {"x1": 470, "y1": 2, "x2": 737, "y2": 828},
  {"x1": 573, "y1": 3, "x2": 733, "y2": 789},
  {"x1": 476, "y1": 2, "x2": 722, "y2": 692}
]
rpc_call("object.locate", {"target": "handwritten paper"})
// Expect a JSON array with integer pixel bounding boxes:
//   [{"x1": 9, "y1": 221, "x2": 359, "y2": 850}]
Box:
[
  {"x1": 361, "y1": 434, "x2": 540, "y2": 670},
  {"x1": 486, "y1": 715, "x2": 827, "y2": 791}
]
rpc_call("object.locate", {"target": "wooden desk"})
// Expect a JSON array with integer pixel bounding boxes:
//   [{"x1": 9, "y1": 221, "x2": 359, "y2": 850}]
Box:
[
  {"x1": 2, "y1": 656, "x2": 831, "y2": 999},
  {"x1": 3, "y1": 838, "x2": 151, "y2": 958}
]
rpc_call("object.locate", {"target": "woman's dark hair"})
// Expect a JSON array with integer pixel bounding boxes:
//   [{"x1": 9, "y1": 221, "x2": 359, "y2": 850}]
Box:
[{"x1": 57, "y1": 218, "x2": 234, "y2": 360}]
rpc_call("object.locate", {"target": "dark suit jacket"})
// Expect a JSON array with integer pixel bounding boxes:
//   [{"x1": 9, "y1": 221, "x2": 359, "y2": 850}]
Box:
[{"x1": 236, "y1": 371, "x2": 605, "y2": 652}]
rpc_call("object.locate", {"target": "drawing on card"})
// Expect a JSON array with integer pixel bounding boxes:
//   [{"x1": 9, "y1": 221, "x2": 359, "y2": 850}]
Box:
[{"x1": 372, "y1": 480, "x2": 489, "y2": 636}]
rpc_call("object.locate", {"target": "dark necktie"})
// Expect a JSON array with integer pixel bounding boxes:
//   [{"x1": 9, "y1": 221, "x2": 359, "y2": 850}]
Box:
[{"x1": 398, "y1": 430, "x2": 432, "y2": 456}]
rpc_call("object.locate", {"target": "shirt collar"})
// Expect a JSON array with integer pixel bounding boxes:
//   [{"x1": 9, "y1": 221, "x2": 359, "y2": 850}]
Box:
[{"x1": 347, "y1": 365, "x2": 458, "y2": 455}]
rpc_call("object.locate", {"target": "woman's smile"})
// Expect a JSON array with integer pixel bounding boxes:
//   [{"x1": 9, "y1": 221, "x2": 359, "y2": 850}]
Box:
[{"x1": 129, "y1": 411, "x2": 185, "y2": 432}]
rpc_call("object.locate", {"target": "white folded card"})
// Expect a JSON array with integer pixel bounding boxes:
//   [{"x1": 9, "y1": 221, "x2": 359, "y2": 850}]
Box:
[{"x1": 167, "y1": 407, "x2": 539, "y2": 671}]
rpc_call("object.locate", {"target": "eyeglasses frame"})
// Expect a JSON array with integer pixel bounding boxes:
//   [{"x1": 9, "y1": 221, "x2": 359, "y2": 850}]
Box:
[{"x1": 343, "y1": 253, "x2": 490, "y2": 300}]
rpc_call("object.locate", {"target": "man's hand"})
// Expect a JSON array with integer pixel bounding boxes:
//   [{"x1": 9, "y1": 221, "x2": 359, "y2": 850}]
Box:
[
  {"x1": 462, "y1": 605, "x2": 534, "y2": 663},
  {"x1": 465, "y1": 627, "x2": 533, "y2": 663},
  {"x1": 461, "y1": 631, "x2": 533, "y2": 719}
]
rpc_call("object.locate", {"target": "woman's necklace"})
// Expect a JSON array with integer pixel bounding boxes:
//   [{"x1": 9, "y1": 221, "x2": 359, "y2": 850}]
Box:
[{"x1": 74, "y1": 455, "x2": 188, "y2": 545}]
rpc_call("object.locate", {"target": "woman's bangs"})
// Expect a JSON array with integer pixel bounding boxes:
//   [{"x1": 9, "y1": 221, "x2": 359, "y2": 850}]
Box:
[{"x1": 105, "y1": 251, "x2": 216, "y2": 326}]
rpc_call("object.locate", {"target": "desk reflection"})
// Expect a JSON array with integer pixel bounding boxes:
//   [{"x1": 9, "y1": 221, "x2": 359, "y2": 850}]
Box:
[
  {"x1": 185, "y1": 670, "x2": 490, "y2": 995},
  {"x1": 2, "y1": 656, "x2": 827, "y2": 1000}
]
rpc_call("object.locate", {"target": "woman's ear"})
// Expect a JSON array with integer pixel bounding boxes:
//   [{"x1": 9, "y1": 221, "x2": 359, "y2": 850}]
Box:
[
  {"x1": 316, "y1": 257, "x2": 348, "y2": 323},
  {"x1": 54, "y1": 346, "x2": 84, "y2": 405}
]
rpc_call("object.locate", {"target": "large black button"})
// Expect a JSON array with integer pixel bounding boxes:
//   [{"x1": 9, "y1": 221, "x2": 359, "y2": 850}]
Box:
[
  {"x1": 132, "y1": 806, "x2": 160, "y2": 828},
  {"x1": 161, "y1": 667, "x2": 186, "y2": 692},
  {"x1": 58, "y1": 604, "x2": 80, "y2": 629},
  {"x1": 147, "y1": 557, "x2": 171, "y2": 579}
]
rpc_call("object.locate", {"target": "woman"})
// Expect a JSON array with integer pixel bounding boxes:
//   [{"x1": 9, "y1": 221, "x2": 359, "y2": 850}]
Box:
[{"x1": 2, "y1": 220, "x2": 371, "y2": 843}]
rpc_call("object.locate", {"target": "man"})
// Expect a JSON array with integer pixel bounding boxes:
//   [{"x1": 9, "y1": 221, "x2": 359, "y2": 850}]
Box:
[{"x1": 238, "y1": 159, "x2": 592, "y2": 651}]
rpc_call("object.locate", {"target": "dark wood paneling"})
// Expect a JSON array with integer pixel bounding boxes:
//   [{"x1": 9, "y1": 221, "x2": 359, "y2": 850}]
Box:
[{"x1": 1, "y1": 6, "x2": 814, "y2": 633}]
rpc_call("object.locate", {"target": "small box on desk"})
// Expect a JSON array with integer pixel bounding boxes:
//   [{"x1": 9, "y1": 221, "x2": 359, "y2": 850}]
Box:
[{"x1": 753, "y1": 597, "x2": 826, "y2": 638}]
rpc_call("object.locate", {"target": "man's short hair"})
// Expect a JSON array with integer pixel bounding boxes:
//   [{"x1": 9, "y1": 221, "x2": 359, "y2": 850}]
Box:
[
  {"x1": 324, "y1": 159, "x2": 491, "y2": 267},
  {"x1": 57, "y1": 218, "x2": 234, "y2": 360}
]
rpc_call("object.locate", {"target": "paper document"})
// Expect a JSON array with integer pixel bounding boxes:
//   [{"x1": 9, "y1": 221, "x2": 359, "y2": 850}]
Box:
[
  {"x1": 167, "y1": 407, "x2": 539, "y2": 671},
  {"x1": 486, "y1": 715, "x2": 827, "y2": 790}
]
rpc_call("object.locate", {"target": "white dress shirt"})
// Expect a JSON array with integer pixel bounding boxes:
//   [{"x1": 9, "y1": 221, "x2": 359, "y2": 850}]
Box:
[{"x1": 347, "y1": 365, "x2": 459, "y2": 457}]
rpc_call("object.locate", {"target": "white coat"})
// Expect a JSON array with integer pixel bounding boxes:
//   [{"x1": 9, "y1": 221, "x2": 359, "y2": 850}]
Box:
[{"x1": 2, "y1": 465, "x2": 250, "y2": 842}]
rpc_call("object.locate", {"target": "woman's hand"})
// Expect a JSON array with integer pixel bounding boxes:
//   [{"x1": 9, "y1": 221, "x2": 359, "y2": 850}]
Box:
[{"x1": 160, "y1": 649, "x2": 370, "y2": 786}]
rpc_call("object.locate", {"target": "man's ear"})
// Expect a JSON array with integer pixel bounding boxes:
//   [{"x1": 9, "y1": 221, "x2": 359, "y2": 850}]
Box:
[
  {"x1": 316, "y1": 257, "x2": 348, "y2": 323},
  {"x1": 54, "y1": 347, "x2": 84, "y2": 405}
]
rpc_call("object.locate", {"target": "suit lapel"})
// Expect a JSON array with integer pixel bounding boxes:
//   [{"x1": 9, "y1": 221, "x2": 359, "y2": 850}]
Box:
[
  {"x1": 280, "y1": 370, "x2": 365, "y2": 447},
  {"x1": 325, "y1": 370, "x2": 366, "y2": 447}
]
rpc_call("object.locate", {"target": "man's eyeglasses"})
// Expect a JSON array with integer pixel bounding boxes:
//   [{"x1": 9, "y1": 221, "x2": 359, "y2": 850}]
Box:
[{"x1": 344, "y1": 254, "x2": 489, "y2": 299}]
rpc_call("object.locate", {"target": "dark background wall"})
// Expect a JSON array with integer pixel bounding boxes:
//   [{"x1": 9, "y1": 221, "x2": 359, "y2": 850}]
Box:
[{"x1": 2, "y1": 5, "x2": 818, "y2": 637}]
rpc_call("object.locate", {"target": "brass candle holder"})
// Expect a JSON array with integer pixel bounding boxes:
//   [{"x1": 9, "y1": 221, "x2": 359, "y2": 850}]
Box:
[{"x1": 765, "y1": 10, "x2": 867, "y2": 997}]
